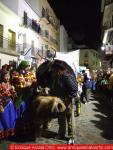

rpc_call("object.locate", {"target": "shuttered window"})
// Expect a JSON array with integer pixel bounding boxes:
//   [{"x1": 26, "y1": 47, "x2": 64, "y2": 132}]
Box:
[
  {"x1": 8, "y1": 29, "x2": 16, "y2": 50},
  {"x1": 0, "y1": 24, "x2": 3, "y2": 47},
  {"x1": 31, "y1": 40, "x2": 35, "y2": 55},
  {"x1": 23, "y1": 11, "x2": 28, "y2": 25}
]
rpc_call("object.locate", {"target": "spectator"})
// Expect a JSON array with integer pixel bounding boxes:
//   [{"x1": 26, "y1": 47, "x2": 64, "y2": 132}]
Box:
[{"x1": 82, "y1": 76, "x2": 93, "y2": 104}]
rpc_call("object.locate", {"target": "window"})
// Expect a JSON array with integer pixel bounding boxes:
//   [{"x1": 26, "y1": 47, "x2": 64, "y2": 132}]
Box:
[
  {"x1": 112, "y1": 15, "x2": 113, "y2": 27},
  {"x1": 45, "y1": 30, "x2": 49, "y2": 38},
  {"x1": 84, "y1": 52, "x2": 88, "y2": 57},
  {"x1": 23, "y1": 11, "x2": 28, "y2": 25},
  {"x1": 45, "y1": 44, "x2": 48, "y2": 50},
  {"x1": 42, "y1": 44, "x2": 44, "y2": 56},
  {"x1": 0, "y1": 59, "x2": 1, "y2": 68},
  {"x1": 93, "y1": 61, "x2": 95, "y2": 65},
  {"x1": 108, "y1": 30, "x2": 113, "y2": 43},
  {"x1": 45, "y1": 8, "x2": 49, "y2": 20},
  {"x1": 93, "y1": 52, "x2": 95, "y2": 57},
  {"x1": 31, "y1": 40, "x2": 35, "y2": 55},
  {"x1": 8, "y1": 29, "x2": 16, "y2": 50},
  {"x1": 42, "y1": 7, "x2": 45, "y2": 17},
  {"x1": 0, "y1": 24, "x2": 3, "y2": 48},
  {"x1": 32, "y1": 19, "x2": 40, "y2": 33}
]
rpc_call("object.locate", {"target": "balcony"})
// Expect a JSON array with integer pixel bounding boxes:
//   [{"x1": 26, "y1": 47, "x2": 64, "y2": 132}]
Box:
[
  {"x1": 50, "y1": 36, "x2": 58, "y2": 46},
  {"x1": 40, "y1": 7, "x2": 59, "y2": 32},
  {"x1": 0, "y1": 36, "x2": 21, "y2": 56},
  {"x1": 23, "y1": 15, "x2": 41, "y2": 34},
  {"x1": 40, "y1": 7, "x2": 50, "y2": 24},
  {"x1": 40, "y1": 29, "x2": 49, "y2": 42},
  {"x1": 48, "y1": 16, "x2": 58, "y2": 32}
]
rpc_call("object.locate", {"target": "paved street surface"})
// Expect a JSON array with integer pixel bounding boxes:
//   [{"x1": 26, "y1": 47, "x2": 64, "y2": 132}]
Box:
[{"x1": 1, "y1": 91, "x2": 113, "y2": 149}]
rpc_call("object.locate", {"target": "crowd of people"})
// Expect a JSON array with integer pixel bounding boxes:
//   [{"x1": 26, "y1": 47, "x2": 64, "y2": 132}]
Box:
[
  {"x1": 0, "y1": 59, "x2": 113, "y2": 141},
  {"x1": 77, "y1": 68, "x2": 113, "y2": 107},
  {"x1": 0, "y1": 61, "x2": 37, "y2": 138},
  {"x1": 96, "y1": 69, "x2": 113, "y2": 107}
]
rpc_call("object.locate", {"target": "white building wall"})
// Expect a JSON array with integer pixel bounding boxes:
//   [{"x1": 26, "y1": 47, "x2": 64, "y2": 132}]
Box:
[
  {"x1": 0, "y1": 0, "x2": 40, "y2": 51},
  {"x1": 25, "y1": 0, "x2": 60, "y2": 51},
  {"x1": 0, "y1": 0, "x2": 40, "y2": 65},
  {"x1": 18, "y1": 0, "x2": 40, "y2": 21},
  {"x1": 60, "y1": 25, "x2": 68, "y2": 52},
  {"x1": 18, "y1": 0, "x2": 40, "y2": 50},
  {"x1": 0, "y1": 2, "x2": 19, "y2": 43},
  {"x1": 25, "y1": 0, "x2": 42, "y2": 18},
  {"x1": 0, "y1": 53, "x2": 18, "y2": 66},
  {"x1": 0, "y1": 2, "x2": 20, "y2": 66},
  {"x1": 0, "y1": 0, "x2": 19, "y2": 14}
]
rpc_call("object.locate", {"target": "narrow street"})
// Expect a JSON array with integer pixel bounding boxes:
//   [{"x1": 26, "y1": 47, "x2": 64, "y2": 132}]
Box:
[
  {"x1": 75, "y1": 91, "x2": 113, "y2": 144},
  {"x1": 1, "y1": 91, "x2": 113, "y2": 149},
  {"x1": 0, "y1": 0, "x2": 113, "y2": 150}
]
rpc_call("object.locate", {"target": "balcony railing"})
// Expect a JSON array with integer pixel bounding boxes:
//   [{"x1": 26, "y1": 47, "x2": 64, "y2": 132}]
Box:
[
  {"x1": 0, "y1": 36, "x2": 44, "y2": 59},
  {"x1": 0, "y1": 36, "x2": 29, "y2": 55},
  {"x1": 40, "y1": 29, "x2": 49, "y2": 40},
  {"x1": 42, "y1": 7, "x2": 50, "y2": 23},
  {"x1": 41, "y1": 7, "x2": 58, "y2": 31},
  {"x1": 0, "y1": 35, "x2": 17, "y2": 51},
  {"x1": 23, "y1": 15, "x2": 41, "y2": 34},
  {"x1": 50, "y1": 36, "x2": 58, "y2": 46},
  {"x1": 17, "y1": 43, "x2": 38, "y2": 57}
]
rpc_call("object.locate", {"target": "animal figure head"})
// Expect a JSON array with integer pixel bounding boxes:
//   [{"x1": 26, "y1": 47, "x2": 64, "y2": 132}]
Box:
[{"x1": 37, "y1": 86, "x2": 50, "y2": 96}]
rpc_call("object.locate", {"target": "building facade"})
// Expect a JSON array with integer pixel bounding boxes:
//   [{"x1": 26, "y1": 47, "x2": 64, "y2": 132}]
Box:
[
  {"x1": 0, "y1": 0, "x2": 60, "y2": 67},
  {"x1": 0, "y1": 1, "x2": 20, "y2": 67},
  {"x1": 60, "y1": 25, "x2": 68, "y2": 52},
  {"x1": 25, "y1": 0, "x2": 60, "y2": 53},
  {"x1": 101, "y1": 0, "x2": 113, "y2": 68},
  {"x1": 79, "y1": 49, "x2": 101, "y2": 70},
  {"x1": 101, "y1": 0, "x2": 113, "y2": 53}
]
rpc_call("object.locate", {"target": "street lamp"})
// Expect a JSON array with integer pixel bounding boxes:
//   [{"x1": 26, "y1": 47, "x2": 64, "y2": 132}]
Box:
[{"x1": 101, "y1": 45, "x2": 105, "y2": 51}]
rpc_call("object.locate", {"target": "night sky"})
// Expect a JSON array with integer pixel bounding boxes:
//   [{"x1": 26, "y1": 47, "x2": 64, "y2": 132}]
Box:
[{"x1": 48, "y1": 0, "x2": 102, "y2": 49}]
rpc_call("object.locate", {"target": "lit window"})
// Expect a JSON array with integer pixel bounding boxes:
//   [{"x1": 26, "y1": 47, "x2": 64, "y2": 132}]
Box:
[
  {"x1": 0, "y1": 24, "x2": 3, "y2": 47},
  {"x1": 8, "y1": 29, "x2": 16, "y2": 50}
]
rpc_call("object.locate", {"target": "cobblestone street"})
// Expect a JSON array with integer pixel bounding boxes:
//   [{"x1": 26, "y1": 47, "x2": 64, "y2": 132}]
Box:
[{"x1": 1, "y1": 91, "x2": 113, "y2": 149}]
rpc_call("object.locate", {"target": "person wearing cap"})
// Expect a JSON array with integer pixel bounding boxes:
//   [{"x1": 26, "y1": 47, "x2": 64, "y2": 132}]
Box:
[{"x1": 17, "y1": 60, "x2": 30, "y2": 75}]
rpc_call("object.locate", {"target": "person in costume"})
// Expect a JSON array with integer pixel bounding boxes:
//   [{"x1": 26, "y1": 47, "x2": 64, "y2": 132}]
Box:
[
  {"x1": 0, "y1": 71, "x2": 17, "y2": 139},
  {"x1": 12, "y1": 61, "x2": 37, "y2": 108},
  {"x1": 0, "y1": 71, "x2": 17, "y2": 112}
]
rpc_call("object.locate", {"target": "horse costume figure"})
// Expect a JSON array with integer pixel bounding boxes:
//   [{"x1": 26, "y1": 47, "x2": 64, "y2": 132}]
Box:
[{"x1": 36, "y1": 50, "x2": 78, "y2": 142}]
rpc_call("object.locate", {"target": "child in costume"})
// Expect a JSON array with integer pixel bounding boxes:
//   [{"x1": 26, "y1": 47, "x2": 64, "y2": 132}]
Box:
[{"x1": 0, "y1": 71, "x2": 17, "y2": 112}]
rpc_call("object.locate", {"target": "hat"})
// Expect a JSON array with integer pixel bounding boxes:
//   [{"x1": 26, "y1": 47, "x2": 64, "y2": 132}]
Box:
[{"x1": 18, "y1": 61, "x2": 30, "y2": 69}]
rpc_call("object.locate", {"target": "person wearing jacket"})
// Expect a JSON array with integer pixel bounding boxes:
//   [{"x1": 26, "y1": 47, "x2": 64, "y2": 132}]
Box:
[
  {"x1": 82, "y1": 76, "x2": 93, "y2": 104},
  {"x1": 49, "y1": 61, "x2": 78, "y2": 139}
]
